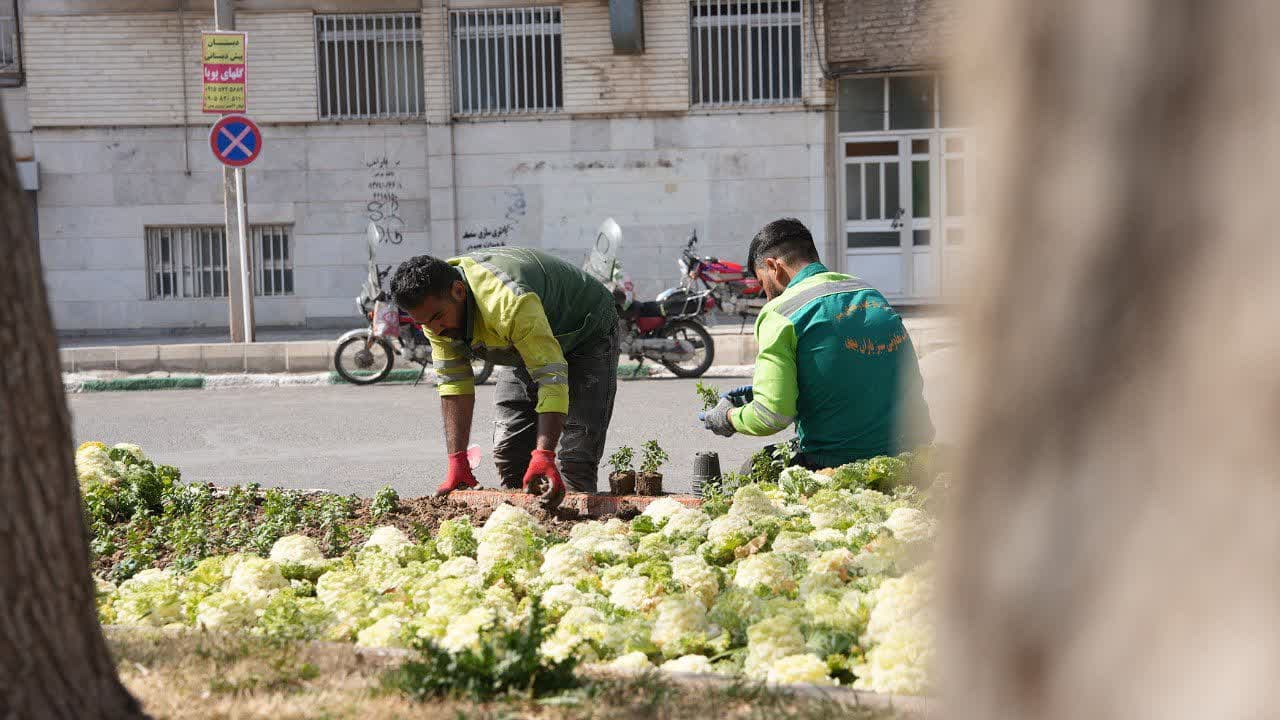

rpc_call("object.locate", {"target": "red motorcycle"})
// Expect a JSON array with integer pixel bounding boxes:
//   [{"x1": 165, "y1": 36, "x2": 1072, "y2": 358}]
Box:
[
  {"x1": 586, "y1": 219, "x2": 716, "y2": 378},
  {"x1": 678, "y1": 230, "x2": 768, "y2": 321}
]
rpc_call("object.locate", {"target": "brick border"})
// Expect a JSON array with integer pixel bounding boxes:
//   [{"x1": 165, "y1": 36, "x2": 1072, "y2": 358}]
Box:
[{"x1": 450, "y1": 488, "x2": 701, "y2": 518}]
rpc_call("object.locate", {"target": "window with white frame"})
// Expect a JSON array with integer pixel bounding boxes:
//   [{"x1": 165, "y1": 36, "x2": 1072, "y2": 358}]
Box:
[
  {"x1": 315, "y1": 13, "x2": 423, "y2": 120},
  {"x1": 690, "y1": 0, "x2": 802, "y2": 107},
  {"x1": 450, "y1": 7, "x2": 563, "y2": 116},
  {"x1": 838, "y1": 75, "x2": 965, "y2": 133},
  {"x1": 146, "y1": 225, "x2": 295, "y2": 300},
  {"x1": 0, "y1": 1, "x2": 21, "y2": 83}
]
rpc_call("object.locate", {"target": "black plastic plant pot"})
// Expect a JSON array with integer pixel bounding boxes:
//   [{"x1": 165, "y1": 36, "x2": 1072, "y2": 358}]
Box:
[{"x1": 691, "y1": 451, "x2": 722, "y2": 498}]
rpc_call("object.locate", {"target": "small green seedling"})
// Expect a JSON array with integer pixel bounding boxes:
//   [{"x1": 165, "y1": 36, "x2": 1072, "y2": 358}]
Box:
[
  {"x1": 695, "y1": 381, "x2": 721, "y2": 411},
  {"x1": 607, "y1": 446, "x2": 635, "y2": 475},
  {"x1": 639, "y1": 440, "x2": 669, "y2": 476},
  {"x1": 371, "y1": 485, "x2": 400, "y2": 520}
]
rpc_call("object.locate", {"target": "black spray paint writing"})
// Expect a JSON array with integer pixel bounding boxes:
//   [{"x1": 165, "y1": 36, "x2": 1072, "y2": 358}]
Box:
[
  {"x1": 366, "y1": 156, "x2": 404, "y2": 245},
  {"x1": 461, "y1": 188, "x2": 527, "y2": 248}
]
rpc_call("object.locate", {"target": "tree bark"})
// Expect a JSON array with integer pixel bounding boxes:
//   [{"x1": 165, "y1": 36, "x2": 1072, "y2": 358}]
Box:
[
  {"x1": 0, "y1": 103, "x2": 146, "y2": 716},
  {"x1": 944, "y1": 1, "x2": 1280, "y2": 719}
]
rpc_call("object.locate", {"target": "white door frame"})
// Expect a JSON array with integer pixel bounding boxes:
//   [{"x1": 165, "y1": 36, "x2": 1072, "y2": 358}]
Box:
[{"x1": 840, "y1": 135, "x2": 953, "y2": 299}]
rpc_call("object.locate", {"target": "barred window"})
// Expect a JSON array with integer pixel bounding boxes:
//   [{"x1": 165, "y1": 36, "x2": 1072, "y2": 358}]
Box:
[
  {"x1": 450, "y1": 8, "x2": 562, "y2": 116},
  {"x1": 316, "y1": 13, "x2": 423, "y2": 120},
  {"x1": 0, "y1": 2, "x2": 21, "y2": 83},
  {"x1": 690, "y1": 0, "x2": 802, "y2": 107},
  {"x1": 146, "y1": 225, "x2": 295, "y2": 300},
  {"x1": 838, "y1": 75, "x2": 954, "y2": 133}
]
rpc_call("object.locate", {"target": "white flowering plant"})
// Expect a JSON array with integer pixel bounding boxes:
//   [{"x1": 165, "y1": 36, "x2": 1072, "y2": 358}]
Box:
[{"x1": 87, "y1": 441, "x2": 942, "y2": 696}]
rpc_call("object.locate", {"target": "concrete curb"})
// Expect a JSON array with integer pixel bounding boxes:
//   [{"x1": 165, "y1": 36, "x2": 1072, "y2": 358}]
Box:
[
  {"x1": 75, "y1": 376, "x2": 207, "y2": 393},
  {"x1": 583, "y1": 666, "x2": 937, "y2": 717},
  {"x1": 100, "y1": 625, "x2": 932, "y2": 715},
  {"x1": 63, "y1": 365, "x2": 756, "y2": 393},
  {"x1": 59, "y1": 334, "x2": 763, "y2": 375}
]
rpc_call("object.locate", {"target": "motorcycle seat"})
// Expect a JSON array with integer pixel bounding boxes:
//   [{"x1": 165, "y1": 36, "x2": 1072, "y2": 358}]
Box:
[{"x1": 632, "y1": 301, "x2": 665, "y2": 318}]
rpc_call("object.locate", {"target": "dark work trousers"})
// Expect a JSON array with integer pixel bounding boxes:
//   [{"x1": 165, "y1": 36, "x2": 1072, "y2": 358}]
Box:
[{"x1": 492, "y1": 326, "x2": 620, "y2": 493}]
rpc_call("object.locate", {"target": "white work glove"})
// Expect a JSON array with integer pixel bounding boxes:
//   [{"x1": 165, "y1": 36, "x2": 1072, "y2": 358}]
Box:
[{"x1": 699, "y1": 398, "x2": 737, "y2": 437}]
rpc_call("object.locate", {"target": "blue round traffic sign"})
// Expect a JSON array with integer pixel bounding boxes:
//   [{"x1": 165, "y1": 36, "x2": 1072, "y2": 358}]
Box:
[{"x1": 209, "y1": 115, "x2": 263, "y2": 168}]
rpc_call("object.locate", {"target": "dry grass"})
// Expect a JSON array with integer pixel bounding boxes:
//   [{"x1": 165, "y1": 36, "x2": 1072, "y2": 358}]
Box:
[{"x1": 107, "y1": 628, "x2": 903, "y2": 720}]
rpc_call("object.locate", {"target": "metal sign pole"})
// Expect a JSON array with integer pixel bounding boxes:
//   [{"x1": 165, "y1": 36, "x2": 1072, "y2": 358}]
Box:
[
  {"x1": 234, "y1": 166, "x2": 255, "y2": 341},
  {"x1": 214, "y1": 0, "x2": 254, "y2": 343}
]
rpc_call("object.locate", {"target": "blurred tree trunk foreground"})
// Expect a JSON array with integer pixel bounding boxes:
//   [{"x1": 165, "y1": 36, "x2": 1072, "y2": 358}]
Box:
[
  {"x1": 945, "y1": 1, "x2": 1280, "y2": 720},
  {"x1": 0, "y1": 101, "x2": 145, "y2": 717}
]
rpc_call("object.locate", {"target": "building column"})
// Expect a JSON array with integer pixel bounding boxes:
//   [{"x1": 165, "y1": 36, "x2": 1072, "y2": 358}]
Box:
[{"x1": 423, "y1": 0, "x2": 457, "y2": 258}]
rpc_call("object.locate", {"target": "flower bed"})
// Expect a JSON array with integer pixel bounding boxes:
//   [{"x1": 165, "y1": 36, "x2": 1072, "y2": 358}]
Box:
[{"x1": 81, "y1": 441, "x2": 943, "y2": 696}]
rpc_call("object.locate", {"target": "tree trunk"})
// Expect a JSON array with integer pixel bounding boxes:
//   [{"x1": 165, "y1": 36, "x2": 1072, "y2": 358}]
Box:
[
  {"x1": 944, "y1": 1, "x2": 1280, "y2": 720},
  {"x1": 0, "y1": 104, "x2": 145, "y2": 716}
]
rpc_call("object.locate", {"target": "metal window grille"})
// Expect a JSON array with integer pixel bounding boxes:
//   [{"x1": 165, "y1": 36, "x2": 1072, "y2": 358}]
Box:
[
  {"x1": 316, "y1": 13, "x2": 423, "y2": 120},
  {"x1": 450, "y1": 7, "x2": 562, "y2": 116},
  {"x1": 146, "y1": 225, "x2": 295, "y2": 300},
  {"x1": 690, "y1": 0, "x2": 802, "y2": 107},
  {"x1": 253, "y1": 224, "x2": 295, "y2": 297},
  {"x1": 0, "y1": 9, "x2": 20, "y2": 77}
]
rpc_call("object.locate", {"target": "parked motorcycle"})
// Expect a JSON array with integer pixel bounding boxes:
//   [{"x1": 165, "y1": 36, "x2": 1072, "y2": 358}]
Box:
[
  {"x1": 678, "y1": 229, "x2": 768, "y2": 321},
  {"x1": 585, "y1": 219, "x2": 716, "y2": 378},
  {"x1": 333, "y1": 224, "x2": 494, "y2": 386}
]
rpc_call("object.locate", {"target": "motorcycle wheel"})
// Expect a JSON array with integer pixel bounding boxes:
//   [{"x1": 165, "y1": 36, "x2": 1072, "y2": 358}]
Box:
[
  {"x1": 333, "y1": 333, "x2": 396, "y2": 385},
  {"x1": 658, "y1": 320, "x2": 715, "y2": 378}
]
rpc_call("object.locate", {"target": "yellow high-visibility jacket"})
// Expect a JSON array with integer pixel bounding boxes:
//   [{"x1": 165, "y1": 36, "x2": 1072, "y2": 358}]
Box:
[{"x1": 426, "y1": 248, "x2": 615, "y2": 414}]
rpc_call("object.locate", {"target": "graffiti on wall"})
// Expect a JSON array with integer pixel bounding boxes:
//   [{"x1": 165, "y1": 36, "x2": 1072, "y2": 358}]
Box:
[
  {"x1": 461, "y1": 188, "x2": 527, "y2": 251},
  {"x1": 366, "y1": 156, "x2": 405, "y2": 245}
]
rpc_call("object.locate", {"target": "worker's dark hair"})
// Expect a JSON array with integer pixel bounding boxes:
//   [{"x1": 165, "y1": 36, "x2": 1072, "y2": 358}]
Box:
[
  {"x1": 746, "y1": 218, "x2": 819, "y2": 276},
  {"x1": 390, "y1": 255, "x2": 459, "y2": 309}
]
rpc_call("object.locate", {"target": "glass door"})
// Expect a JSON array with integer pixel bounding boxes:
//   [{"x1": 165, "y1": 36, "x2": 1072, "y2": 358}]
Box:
[
  {"x1": 907, "y1": 136, "x2": 937, "y2": 297},
  {"x1": 842, "y1": 138, "x2": 907, "y2": 297},
  {"x1": 841, "y1": 137, "x2": 938, "y2": 299}
]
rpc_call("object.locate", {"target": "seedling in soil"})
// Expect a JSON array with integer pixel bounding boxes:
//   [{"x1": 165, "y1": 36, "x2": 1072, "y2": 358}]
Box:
[
  {"x1": 371, "y1": 485, "x2": 400, "y2": 520},
  {"x1": 608, "y1": 447, "x2": 635, "y2": 475},
  {"x1": 639, "y1": 441, "x2": 669, "y2": 475},
  {"x1": 695, "y1": 381, "x2": 721, "y2": 411},
  {"x1": 637, "y1": 440, "x2": 668, "y2": 496},
  {"x1": 607, "y1": 446, "x2": 636, "y2": 495}
]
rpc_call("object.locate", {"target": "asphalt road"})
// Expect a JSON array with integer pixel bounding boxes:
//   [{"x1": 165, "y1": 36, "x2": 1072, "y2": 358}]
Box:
[{"x1": 69, "y1": 357, "x2": 959, "y2": 497}]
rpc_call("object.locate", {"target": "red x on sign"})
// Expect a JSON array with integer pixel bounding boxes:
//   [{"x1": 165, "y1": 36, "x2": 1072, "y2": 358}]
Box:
[{"x1": 209, "y1": 115, "x2": 263, "y2": 168}]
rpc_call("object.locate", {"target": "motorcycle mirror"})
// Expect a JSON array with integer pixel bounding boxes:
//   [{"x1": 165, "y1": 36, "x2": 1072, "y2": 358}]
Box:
[
  {"x1": 584, "y1": 217, "x2": 623, "y2": 282},
  {"x1": 366, "y1": 222, "x2": 383, "y2": 251}
]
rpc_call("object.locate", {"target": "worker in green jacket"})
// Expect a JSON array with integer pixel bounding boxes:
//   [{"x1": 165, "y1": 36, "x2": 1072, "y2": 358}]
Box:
[
  {"x1": 699, "y1": 218, "x2": 933, "y2": 468},
  {"x1": 391, "y1": 247, "x2": 619, "y2": 497}
]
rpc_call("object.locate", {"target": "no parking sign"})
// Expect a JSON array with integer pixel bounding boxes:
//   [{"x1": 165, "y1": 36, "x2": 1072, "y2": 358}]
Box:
[{"x1": 209, "y1": 115, "x2": 263, "y2": 168}]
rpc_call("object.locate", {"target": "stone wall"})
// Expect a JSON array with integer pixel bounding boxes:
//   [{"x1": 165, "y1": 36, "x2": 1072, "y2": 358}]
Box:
[
  {"x1": 34, "y1": 110, "x2": 831, "y2": 332},
  {"x1": 823, "y1": 0, "x2": 956, "y2": 73}
]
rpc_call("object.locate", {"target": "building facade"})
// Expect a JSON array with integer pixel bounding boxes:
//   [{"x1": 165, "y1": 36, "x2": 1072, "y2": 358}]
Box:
[{"x1": 3, "y1": 0, "x2": 966, "y2": 334}]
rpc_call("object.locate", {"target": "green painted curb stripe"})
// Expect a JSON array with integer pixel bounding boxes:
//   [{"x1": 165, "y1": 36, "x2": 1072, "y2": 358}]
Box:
[
  {"x1": 328, "y1": 368, "x2": 426, "y2": 385},
  {"x1": 79, "y1": 377, "x2": 206, "y2": 392}
]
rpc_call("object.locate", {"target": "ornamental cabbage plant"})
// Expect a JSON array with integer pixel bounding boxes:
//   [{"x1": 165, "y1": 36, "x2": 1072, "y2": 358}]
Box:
[{"x1": 90, "y1": 441, "x2": 943, "y2": 697}]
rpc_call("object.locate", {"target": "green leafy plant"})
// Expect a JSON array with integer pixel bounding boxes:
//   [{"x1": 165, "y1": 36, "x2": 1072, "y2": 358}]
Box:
[
  {"x1": 370, "y1": 485, "x2": 400, "y2": 520},
  {"x1": 384, "y1": 598, "x2": 579, "y2": 701},
  {"x1": 607, "y1": 447, "x2": 635, "y2": 475},
  {"x1": 694, "y1": 381, "x2": 721, "y2": 411},
  {"x1": 639, "y1": 440, "x2": 668, "y2": 476},
  {"x1": 317, "y1": 494, "x2": 357, "y2": 557},
  {"x1": 746, "y1": 445, "x2": 791, "y2": 486}
]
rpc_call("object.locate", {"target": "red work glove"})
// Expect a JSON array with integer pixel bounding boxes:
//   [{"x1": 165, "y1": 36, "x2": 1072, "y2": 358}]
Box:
[
  {"x1": 435, "y1": 450, "x2": 478, "y2": 496},
  {"x1": 522, "y1": 449, "x2": 565, "y2": 499}
]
